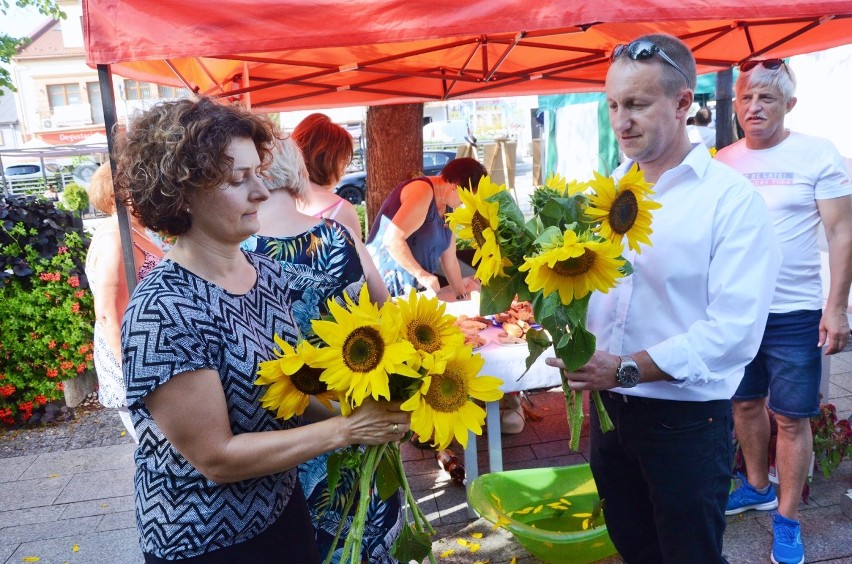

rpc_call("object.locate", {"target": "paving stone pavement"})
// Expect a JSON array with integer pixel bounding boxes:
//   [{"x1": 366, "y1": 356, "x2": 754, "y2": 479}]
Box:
[{"x1": 1, "y1": 350, "x2": 850, "y2": 563}]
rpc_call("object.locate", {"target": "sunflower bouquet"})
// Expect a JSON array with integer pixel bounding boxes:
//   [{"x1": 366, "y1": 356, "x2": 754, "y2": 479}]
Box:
[
  {"x1": 447, "y1": 166, "x2": 660, "y2": 450},
  {"x1": 255, "y1": 284, "x2": 504, "y2": 564}
]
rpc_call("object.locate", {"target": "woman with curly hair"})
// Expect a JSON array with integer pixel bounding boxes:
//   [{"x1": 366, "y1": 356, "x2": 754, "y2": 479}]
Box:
[{"x1": 116, "y1": 97, "x2": 409, "y2": 563}]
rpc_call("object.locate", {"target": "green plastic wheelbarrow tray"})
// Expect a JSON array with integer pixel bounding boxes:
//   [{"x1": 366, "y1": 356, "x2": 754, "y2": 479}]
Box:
[{"x1": 468, "y1": 463, "x2": 617, "y2": 563}]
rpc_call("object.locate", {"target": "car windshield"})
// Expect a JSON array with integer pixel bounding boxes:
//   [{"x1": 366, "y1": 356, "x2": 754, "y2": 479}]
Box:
[{"x1": 5, "y1": 165, "x2": 41, "y2": 176}]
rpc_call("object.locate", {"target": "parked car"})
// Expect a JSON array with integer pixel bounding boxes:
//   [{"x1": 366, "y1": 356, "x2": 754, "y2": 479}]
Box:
[
  {"x1": 1, "y1": 163, "x2": 66, "y2": 196},
  {"x1": 335, "y1": 150, "x2": 457, "y2": 204},
  {"x1": 3, "y1": 162, "x2": 61, "y2": 180}
]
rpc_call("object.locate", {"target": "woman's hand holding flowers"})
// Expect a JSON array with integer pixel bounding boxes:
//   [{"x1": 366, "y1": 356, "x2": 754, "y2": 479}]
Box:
[{"x1": 340, "y1": 398, "x2": 410, "y2": 445}]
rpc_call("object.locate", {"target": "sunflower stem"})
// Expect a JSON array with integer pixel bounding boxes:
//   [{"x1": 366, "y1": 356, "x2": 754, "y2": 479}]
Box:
[
  {"x1": 390, "y1": 442, "x2": 435, "y2": 536},
  {"x1": 591, "y1": 390, "x2": 614, "y2": 433},
  {"x1": 322, "y1": 475, "x2": 360, "y2": 564},
  {"x1": 564, "y1": 382, "x2": 584, "y2": 452},
  {"x1": 339, "y1": 443, "x2": 386, "y2": 564}
]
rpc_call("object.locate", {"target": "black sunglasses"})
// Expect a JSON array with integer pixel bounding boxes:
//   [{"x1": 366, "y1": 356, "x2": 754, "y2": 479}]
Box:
[
  {"x1": 611, "y1": 40, "x2": 691, "y2": 86},
  {"x1": 739, "y1": 59, "x2": 787, "y2": 73}
]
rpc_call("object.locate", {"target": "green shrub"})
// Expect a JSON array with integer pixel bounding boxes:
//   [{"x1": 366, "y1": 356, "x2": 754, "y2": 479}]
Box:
[
  {"x1": 0, "y1": 195, "x2": 94, "y2": 425},
  {"x1": 57, "y1": 182, "x2": 89, "y2": 213}
]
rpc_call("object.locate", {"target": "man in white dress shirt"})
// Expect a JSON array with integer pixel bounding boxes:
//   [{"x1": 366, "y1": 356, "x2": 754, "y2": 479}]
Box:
[
  {"x1": 548, "y1": 34, "x2": 781, "y2": 563},
  {"x1": 716, "y1": 58, "x2": 852, "y2": 564}
]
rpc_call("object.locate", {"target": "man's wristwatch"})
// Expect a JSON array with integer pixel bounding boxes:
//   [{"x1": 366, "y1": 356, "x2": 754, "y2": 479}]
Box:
[{"x1": 616, "y1": 356, "x2": 641, "y2": 388}]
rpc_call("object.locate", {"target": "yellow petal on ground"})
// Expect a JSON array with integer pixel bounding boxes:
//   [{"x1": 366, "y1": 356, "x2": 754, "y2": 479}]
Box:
[
  {"x1": 47, "y1": 474, "x2": 60, "y2": 478},
  {"x1": 100, "y1": 503, "x2": 108, "y2": 508},
  {"x1": 72, "y1": 545, "x2": 79, "y2": 552},
  {"x1": 511, "y1": 558, "x2": 518, "y2": 564},
  {"x1": 471, "y1": 532, "x2": 483, "y2": 539},
  {"x1": 456, "y1": 538, "x2": 470, "y2": 546},
  {"x1": 120, "y1": 431, "x2": 126, "y2": 437},
  {"x1": 440, "y1": 548, "x2": 456, "y2": 557},
  {"x1": 469, "y1": 543, "x2": 481, "y2": 553},
  {"x1": 22, "y1": 558, "x2": 40, "y2": 562}
]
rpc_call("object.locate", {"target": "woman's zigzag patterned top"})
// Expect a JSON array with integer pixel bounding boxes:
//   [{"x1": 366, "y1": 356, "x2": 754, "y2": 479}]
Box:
[{"x1": 122, "y1": 251, "x2": 301, "y2": 559}]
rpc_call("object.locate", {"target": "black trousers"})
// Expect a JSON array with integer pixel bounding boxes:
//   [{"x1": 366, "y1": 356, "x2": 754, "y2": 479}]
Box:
[
  {"x1": 590, "y1": 392, "x2": 733, "y2": 564},
  {"x1": 143, "y1": 482, "x2": 321, "y2": 563}
]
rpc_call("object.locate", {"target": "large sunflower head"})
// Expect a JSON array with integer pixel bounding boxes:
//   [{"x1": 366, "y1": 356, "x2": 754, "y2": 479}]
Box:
[
  {"x1": 584, "y1": 164, "x2": 661, "y2": 253},
  {"x1": 311, "y1": 285, "x2": 420, "y2": 406},
  {"x1": 447, "y1": 177, "x2": 503, "y2": 246},
  {"x1": 518, "y1": 230, "x2": 626, "y2": 305},
  {"x1": 401, "y1": 345, "x2": 504, "y2": 450},
  {"x1": 255, "y1": 338, "x2": 337, "y2": 420},
  {"x1": 545, "y1": 173, "x2": 587, "y2": 197},
  {"x1": 447, "y1": 177, "x2": 512, "y2": 285},
  {"x1": 397, "y1": 290, "x2": 465, "y2": 360}
]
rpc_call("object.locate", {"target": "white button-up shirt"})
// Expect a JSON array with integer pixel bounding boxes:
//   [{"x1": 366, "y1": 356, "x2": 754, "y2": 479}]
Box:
[{"x1": 588, "y1": 145, "x2": 782, "y2": 401}]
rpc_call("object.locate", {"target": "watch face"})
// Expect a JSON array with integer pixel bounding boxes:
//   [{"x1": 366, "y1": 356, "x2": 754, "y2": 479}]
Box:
[{"x1": 618, "y1": 364, "x2": 641, "y2": 387}]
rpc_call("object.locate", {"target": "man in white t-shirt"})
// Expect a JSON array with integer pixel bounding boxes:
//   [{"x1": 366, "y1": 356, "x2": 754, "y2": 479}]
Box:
[{"x1": 716, "y1": 58, "x2": 852, "y2": 564}]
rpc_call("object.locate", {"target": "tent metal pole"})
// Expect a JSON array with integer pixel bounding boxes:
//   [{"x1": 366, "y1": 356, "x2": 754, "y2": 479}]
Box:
[
  {"x1": 715, "y1": 67, "x2": 734, "y2": 150},
  {"x1": 98, "y1": 64, "x2": 137, "y2": 296}
]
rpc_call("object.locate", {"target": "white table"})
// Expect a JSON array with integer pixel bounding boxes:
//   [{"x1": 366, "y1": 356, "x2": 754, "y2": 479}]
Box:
[{"x1": 440, "y1": 291, "x2": 563, "y2": 516}]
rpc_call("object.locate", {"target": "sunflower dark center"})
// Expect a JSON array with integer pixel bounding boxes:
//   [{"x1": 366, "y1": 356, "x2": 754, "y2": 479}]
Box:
[
  {"x1": 424, "y1": 366, "x2": 469, "y2": 412},
  {"x1": 290, "y1": 365, "x2": 329, "y2": 396},
  {"x1": 408, "y1": 322, "x2": 441, "y2": 353},
  {"x1": 552, "y1": 249, "x2": 596, "y2": 277},
  {"x1": 471, "y1": 211, "x2": 489, "y2": 247},
  {"x1": 609, "y1": 190, "x2": 639, "y2": 235},
  {"x1": 342, "y1": 326, "x2": 384, "y2": 372}
]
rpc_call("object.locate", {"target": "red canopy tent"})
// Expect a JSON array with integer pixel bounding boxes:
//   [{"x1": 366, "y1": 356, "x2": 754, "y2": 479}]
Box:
[
  {"x1": 81, "y1": 0, "x2": 852, "y2": 290},
  {"x1": 83, "y1": 0, "x2": 852, "y2": 111}
]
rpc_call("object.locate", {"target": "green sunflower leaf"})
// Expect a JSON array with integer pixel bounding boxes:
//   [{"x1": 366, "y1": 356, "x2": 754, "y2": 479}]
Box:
[
  {"x1": 557, "y1": 324, "x2": 596, "y2": 372},
  {"x1": 326, "y1": 451, "x2": 343, "y2": 505},
  {"x1": 391, "y1": 523, "x2": 433, "y2": 564},
  {"x1": 376, "y1": 450, "x2": 402, "y2": 501},
  {"x1": 523, "y1": 327, "x2": 552, "y2": 376},
  {"x1": 480, "y1": 273, "x2": 523, "y2": 315}
]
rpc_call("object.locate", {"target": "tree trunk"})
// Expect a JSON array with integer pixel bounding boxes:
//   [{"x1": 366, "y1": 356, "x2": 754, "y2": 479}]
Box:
[{"x1": 365, "y1": 103, "x2": 423, "y2": 229}]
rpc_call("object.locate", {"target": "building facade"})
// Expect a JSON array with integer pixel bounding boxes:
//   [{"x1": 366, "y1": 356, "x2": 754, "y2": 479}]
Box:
[{"x1": 10, "y1": 0, "x2": 187, "y2": 146}]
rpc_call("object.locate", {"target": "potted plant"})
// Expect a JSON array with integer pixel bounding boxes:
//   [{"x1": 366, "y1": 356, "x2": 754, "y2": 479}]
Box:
[{"x1": 0, "y1": 195, "x2": 95, "y2": 425}]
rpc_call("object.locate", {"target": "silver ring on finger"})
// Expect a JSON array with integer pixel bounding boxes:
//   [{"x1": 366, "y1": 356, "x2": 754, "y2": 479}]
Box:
[{"x1": 392, "y1": 423, "x2": 399, "y2": 434}]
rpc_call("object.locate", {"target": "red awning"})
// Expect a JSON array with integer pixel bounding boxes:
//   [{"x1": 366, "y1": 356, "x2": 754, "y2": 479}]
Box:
[{"x1": 83, "y1": 0, "x2": 852, "y2": 111}]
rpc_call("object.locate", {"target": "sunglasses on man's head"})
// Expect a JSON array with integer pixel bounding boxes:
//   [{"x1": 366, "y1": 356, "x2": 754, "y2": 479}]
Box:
[
  {"x1": 610, "y1": 39, "x2": 691, "y2": 86},
  {"x1": 739, "y1": 59, "x2": 786, "y2": 72}
]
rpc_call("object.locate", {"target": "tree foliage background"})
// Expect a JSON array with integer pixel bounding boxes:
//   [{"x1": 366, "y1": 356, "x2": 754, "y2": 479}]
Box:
[{"x1": 0, "y1": 0, "x2": 65, "y2": 93}]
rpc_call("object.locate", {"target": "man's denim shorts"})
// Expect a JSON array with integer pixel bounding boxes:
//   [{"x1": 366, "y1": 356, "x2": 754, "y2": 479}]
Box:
[{"x1": 733, "y1": 309, "x2": 822, "y2": 418}]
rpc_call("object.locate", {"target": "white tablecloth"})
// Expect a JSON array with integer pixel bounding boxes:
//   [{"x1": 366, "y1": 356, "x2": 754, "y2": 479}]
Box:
[{"x1": 439, "y1": 289, "x2": 562, "y2": 393}]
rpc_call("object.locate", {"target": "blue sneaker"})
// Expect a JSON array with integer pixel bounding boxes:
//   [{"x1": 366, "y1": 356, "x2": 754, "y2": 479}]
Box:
[
  {"x1": 771, "y1": 513, "x2": 804, "y2": 564},
  {"x1": 725, "y1": 472, "x2": 778, "y2": 515}
]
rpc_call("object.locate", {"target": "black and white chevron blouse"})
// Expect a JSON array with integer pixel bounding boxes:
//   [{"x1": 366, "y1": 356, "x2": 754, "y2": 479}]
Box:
[{"x1": 122, "y1": 251, "x2": 301, "y2": 559}]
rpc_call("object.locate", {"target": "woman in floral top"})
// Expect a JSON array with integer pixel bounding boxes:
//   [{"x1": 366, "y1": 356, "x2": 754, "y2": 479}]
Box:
[{"x1": 243, "y1": 138, "x2": 399, "y2": 563}]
